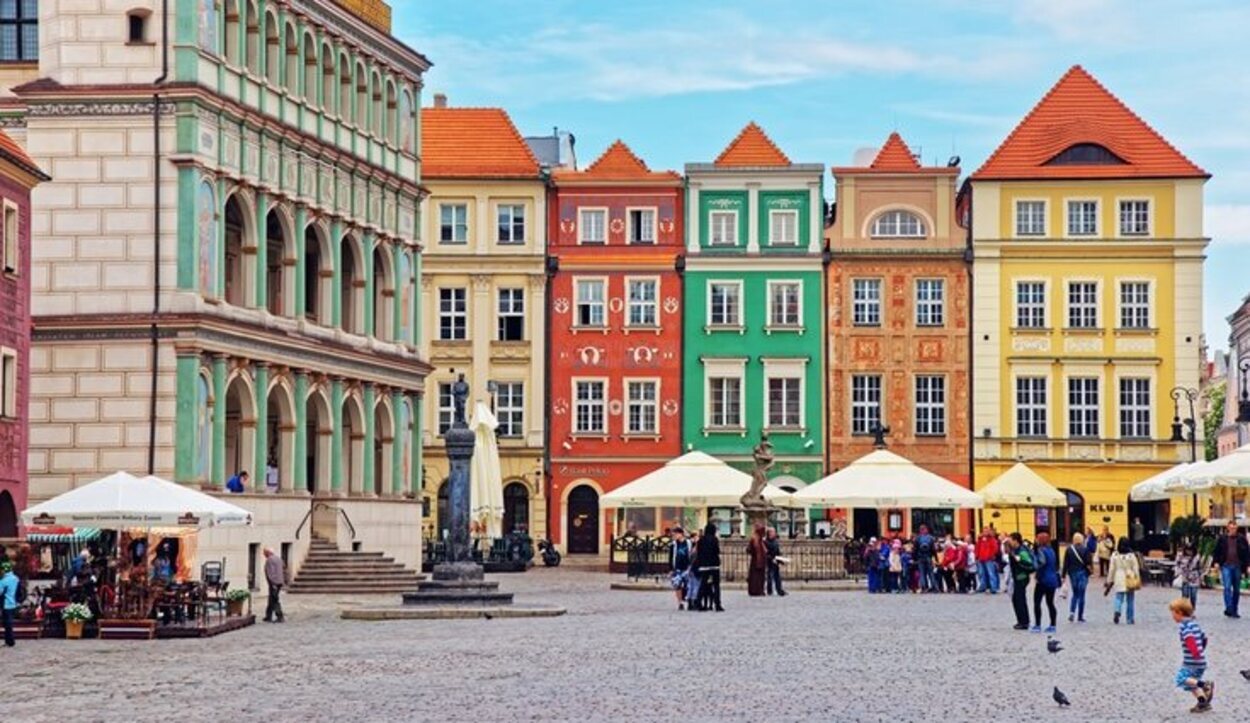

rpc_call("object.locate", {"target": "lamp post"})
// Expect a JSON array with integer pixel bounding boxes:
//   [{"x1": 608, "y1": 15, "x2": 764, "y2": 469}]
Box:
[
  {"x1": 1170, "y1": 386, "x2": 1199, "y2": 514},
  {"x1": 1237, "y1": 359, "x2": 1250, "y2": 428}
]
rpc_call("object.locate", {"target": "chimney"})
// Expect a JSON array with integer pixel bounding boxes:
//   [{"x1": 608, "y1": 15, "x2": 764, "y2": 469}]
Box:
[{"x1": 433, "y1": 93, "x2": 447, "y2": 109}]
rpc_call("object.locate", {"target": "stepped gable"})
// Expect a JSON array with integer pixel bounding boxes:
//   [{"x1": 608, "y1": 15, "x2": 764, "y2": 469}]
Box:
[
  {"x1": 420, "y1": 106, "x2": 541, "y2": 179},
  {"x1": 552, "y1": 140, "x2": 680, "y2": 183},
  {"x1": 972, "y1": 65, "x2": 1208, "y2": 180},
  {"x1": 713, "y1": 122, "x2": 791, "y2": 167}
]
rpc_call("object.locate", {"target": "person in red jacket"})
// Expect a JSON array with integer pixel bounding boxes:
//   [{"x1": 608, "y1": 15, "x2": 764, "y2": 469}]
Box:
[
  {"x1": 976, "y1": 527, "x2": 1001, "y2": 594},
  {"x1": 940, "y1": 539, "x2": 962, "y2": 593}
]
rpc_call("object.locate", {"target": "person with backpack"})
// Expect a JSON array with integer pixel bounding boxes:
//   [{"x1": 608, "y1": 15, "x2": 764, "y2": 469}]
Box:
[
  {"x1": 1006, "y1": 533, "x2": 1034, "y2": 630},
  {"x1": 914, "y1": 525, "x2": 936, "y2": 593},
  {"x1": 670, "y1": 527, "x2": 692, "y2": 610},
  {"x1": 0, "y1": 560, "x2": 20, "y2": 648},
  {"x1": 1064, "y1": 532, "x2": 1092, "y2": 623}
]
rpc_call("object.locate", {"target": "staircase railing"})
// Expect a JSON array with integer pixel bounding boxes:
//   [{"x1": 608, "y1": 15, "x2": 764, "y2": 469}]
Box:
[{"x1": 294, "y1": 503, "x2": 357, "y2": 541}]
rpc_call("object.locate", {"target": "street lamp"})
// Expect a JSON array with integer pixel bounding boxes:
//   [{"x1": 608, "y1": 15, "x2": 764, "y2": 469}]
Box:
[
  {"x1": 1170, "y1": 386, "x2": 1199, "y2": 514},
  {"x1": 1237, "y1": 359, "x2": 1250, "y2": 425}
]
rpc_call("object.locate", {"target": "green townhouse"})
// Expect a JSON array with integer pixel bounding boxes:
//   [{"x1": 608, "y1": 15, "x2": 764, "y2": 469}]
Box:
[{"x1": 682, "y1": 123, "x2": 827, "y2": 534}]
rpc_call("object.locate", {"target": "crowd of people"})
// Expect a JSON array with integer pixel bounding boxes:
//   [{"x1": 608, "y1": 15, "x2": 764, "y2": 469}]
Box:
[{"x1": 668, "y1": 522, "x2": 789, "y2": 611}]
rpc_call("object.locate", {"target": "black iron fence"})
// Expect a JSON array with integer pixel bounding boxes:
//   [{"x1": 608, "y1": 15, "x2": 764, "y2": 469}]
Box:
[
  {"x1": 422, "y1": 533, "x2": 534, "y2": 573},
  {"x1": 611, "y1": 535, "x2": 857, "y2": 581}
]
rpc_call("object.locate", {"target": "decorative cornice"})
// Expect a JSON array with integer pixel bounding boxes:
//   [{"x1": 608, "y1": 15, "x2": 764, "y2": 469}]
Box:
[{"x1": 26, "y1": 100, "x2": 176, "y2": 117}]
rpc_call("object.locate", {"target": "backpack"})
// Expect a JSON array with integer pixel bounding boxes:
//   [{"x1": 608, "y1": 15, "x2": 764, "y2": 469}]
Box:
[{"x1": 14, "y1": 577, "x2": 27, "y2": 607}]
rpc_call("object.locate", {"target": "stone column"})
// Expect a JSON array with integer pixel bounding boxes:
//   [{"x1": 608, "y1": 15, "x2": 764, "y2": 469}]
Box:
[
  {"x1": 439, "y1": 374, "x2": 479, "y2": 577},
  {"x1": 255, "y1": 190, "x2": 269, "y2": 308},
  {"x1": 294, "y1": 370, "x2": 309, "y2": 493},
  {"x1": 254, "y1": 362, "x2": 269, "y2": 491},
  {"x1": 330, "y1": 218, "x2": 343, "y2": 327},
  {"x1": 411, "y1": 391, "x2": 423, "y2": 496},
  {"x1": 363, "y1": 382, "x2": 376, "y2": 495},
  {"x1": 174, "y1": 350, "x2": 201, "y2": 484},
  {"x1": 330, "y1": 377, "x2": 344, "y2": 494},
  {"x1": 392, "y1": 242, "x2": 404, "y2": 344},
  {"x1": 211, "y1": 355, "x2": 228, "y2": 487},
  {"x1": 746, "y1": 182, "x2": 760, "y2": 253},
  {"x1": 294, "y1": 204, "x2": 308, "y2": 316},
  {"x1": 413, "y1": 250, "x2": 423, "y2": 349},
  {"x1": 363, "y1": 232, "x2": 375, "y2": 336}
]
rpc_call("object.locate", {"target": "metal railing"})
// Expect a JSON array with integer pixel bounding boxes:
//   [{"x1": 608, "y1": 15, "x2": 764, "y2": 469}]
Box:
[
  {"x1": 423, "y1": 533, "x2": 534, "y2": 571},
  {"x1": 611, "y1": 535, "x2": 855, "y2": 581},
  {"x1": 294, "y1": 503, "x2": 356, "y2": 541}
]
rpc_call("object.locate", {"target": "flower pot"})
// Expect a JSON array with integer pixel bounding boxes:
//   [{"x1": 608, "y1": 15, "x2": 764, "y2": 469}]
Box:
[
  {"x1": 227, "y1": 599, "x2": 245, "y2": 617},
  {"x1": 65, "y1": 619, "x2": 85, "y2": 639}
]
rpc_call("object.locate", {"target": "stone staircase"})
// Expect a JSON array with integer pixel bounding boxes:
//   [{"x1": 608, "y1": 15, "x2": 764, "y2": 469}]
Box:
[{"x1": 288, "y1": 536, "x2": 424, "y2": 595}]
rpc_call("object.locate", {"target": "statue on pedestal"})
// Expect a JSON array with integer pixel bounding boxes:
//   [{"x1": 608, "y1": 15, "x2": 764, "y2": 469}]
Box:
[{"x1": 740, "y1": 432, "x2": 775, "y2": 513}]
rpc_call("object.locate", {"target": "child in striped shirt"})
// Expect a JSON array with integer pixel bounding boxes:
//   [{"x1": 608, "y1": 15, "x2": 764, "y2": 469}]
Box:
[{"x1": 1170, "y1": 597, "x2": 1213, "y2": 713}]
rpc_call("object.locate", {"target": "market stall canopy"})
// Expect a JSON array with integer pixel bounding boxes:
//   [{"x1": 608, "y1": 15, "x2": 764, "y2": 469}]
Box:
[
  {"x1": 979, "y1": 462, "x2": 1066, "y2": 508},
  {"x1": 601, "y1": 451, "x2": 795, "y2": 509},
  {"x1": 469, "y1": 401, "x2": 505, "y2": 539},
  {"x1": 794, "y1": 450, "x2": 983, "y2": 509},
  {"x1": 20, "y1": 471, "x2": 253, "y2": 528},
  {"x1": 1129, "y1": 462, "x2": 1201, "y2": 501},
  {"x1": 25, "y1": 527, "x2": 102, "y2": 543},
  {"x1": 1179, "y1": 444, "x2": 1250, "y2": 490}
]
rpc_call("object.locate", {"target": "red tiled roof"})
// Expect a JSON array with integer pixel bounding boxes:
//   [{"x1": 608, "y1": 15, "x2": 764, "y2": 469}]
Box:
[
  {"x1": 870, "y1": 132, "x2": 921, "y2": 171},
  {"x1": 420, "y1": 107, "x2": 541, "y2": 179},
  {"x1": 713, "y1": 122, "x2": 791, "y2": 167},
  {"x1": 0, "y1": 128, "x2": 48, "y2": 181},
  {"x1": 972, "y1": 65, "x2": 1207, "y2": 180},
  {"x1": 552, "y1": 140, "x2": 680, "y2": 184}
]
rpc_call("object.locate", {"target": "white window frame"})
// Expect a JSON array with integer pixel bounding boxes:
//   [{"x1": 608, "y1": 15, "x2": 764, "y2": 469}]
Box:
[
  {"x1": 768, "y1": 209, "x2": 799, "y2": 246},
  {"x1": 915, "y1": 278, "x2": 944, "y2": 327},
  {"x1": 625, "y1": 276, "x2": 659, "y2": 328},
  {"x1": 708, "y1": 209, "x2": 738, "y2": 246},
  {"x1": 1118, "y1": 377, "x2": 1151, "y2": 439},
  {"x1": 625, "y1": 378, "x2": 660, "y2": 436},
  {"x1": 766, "y1": 280, "x2": 802, "y2": 330},
  {"x1": 1067, "y1": 376, "x2": 1100, "y2": 439},
  {"x1": 850, "y1": 374, "x2": 882, "y2": 435},
  {"x1": 914, "y1": 374, "x2": 946, "y2": 437},
  {"x1": 1065, "y1": 198, "x2": 1099, "y2": 237},
  {"x1": 870, "y1": 209, "x2": 926, "y2": 238},
  {"x1": 1015, "y1": 376, "x2": 1048, "y2": 438},
  {"x1": 626, "y1": 207, "x2": 657, "y2": 245},
  {"x1": 578, "y1": 207, "x2": 608, "y2": 245},
  {"x1": 1118, "y1": 280, "x2": 1151, "y2": 330},
  {"x1": 1117, "y1": 198, "x2": 1151, "y2": 237},
  {"x1": 1015, "y1": 280, "x2": 1048, "y2": 329},
  {"x1": 572, "y1": 378, "x2": 608, "y2": 436},
  {"x1": 0, "y1": 346, "x2": 16, "y2": 418},
  {"x1": 497, "y1": 287, "x2": 525, "y2": 341},
  {"x1": 763, "y1": 358, "x2": 807, "y2": 432},
  {"x1": 436, "y1": 382, "x2": 455, "y2": 435},
  {"x1": 1, "y1": 200, "x2": 17, "y2": 274},
  {"x1": 573, "y1": 276, "x2": 607, "y2": 328},
  {"x1": 852, "y1": 278, "x2": 882, "y2": 327},
  {"x1": 496, "y1": 202, "x2": 526, "y2": 245},
  {"x1": 1014, "y1": 199, "x2": 1046, "y2": 237},
  {"x1": 707, "y1": 280, "x2": 743, "y2": 329},
  {"x1": 437, "y1": 287, "x2": 467, "y2": 341},
  {"x1": 438, "y1": 202, "x2": 468, "y2": 245},
  {"x1": 704, "y1": 358, "x2": 747, "y2": 431},
  {"x1": 495, "y1": 381, "x2": 525, "y2": 438},
  {"x1": 1066, "y1": 280, "x2": 1099, "y2": 329}
]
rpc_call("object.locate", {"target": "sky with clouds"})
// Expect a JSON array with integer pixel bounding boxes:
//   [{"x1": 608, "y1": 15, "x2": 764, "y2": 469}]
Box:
[{"x1": 394, "y1": 0, "x2": 1250, "y2": 349}]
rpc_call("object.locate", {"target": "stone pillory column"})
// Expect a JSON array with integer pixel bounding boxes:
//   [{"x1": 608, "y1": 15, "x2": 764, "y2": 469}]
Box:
[{"x1": 439, "y1": 373, "x2": 479, "y2": 578}]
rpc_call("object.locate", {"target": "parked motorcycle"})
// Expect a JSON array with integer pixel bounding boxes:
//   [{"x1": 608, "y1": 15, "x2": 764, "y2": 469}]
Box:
[{"x1": 537, "y1": 539, "x2": 561, "y2": 568}]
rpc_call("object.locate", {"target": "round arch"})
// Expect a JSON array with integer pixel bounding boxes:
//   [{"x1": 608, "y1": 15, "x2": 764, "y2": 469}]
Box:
[
  {"x1": 354, "y1": 60, "x2": 368, "y2": 127},
  {"x1": 243, "y1": 0, "x2": 260, "y2": 74},
  {"x1": 223, "y1": 0, "x2": 241, "y2": 64},
  {"x1": 264, "y1": 203, "x2": 296, "y2": 317},
  {"x1": 301, "y1": 31, "x2": 319, "y2": 104},
  {"x1": 0, "y1": 490, "x2": 18, "y2": 538},
  {"x1": 562, "y1": 479, "x2": 604, "y2": 555},
  {"x1": 337, "y1": 51, "x2": 353, "y2": 121},
  {"x1": 384, "y1": 78, "x2": 398, "y2": 145},
  {"x1": 341, "y1": 390, "x2": 366, "y2": 494},
  {"x1": 372, "y1": 393, "x2": 395, "y2": 496},
  {"x1": 282, "y1": 21, "x2": 299, "y2": 94},
  {"x1": 321, "y1": 42, "x2": 336, "y2": 113},
  {"x1": 302, "y1": 219, "x2": 332, "y2": 324},
  {"x1": 305, "y1": 385, "x2": 333, "y2": 494},
  {"x1": 223, "y1": 369, "x2": 257, "y2": 486},
  {"x1": 371, "y1": 238, "x2": 396, "y2": 340},
  {"x1": 263, "y1": 9, "x2": 280, "y2": 83},
  {"x1": 265, "y1": 376, "x2": 296, "y2": 492},
  {"x1": 502, "y1": 478, "x2": 532, "y2": 535},
  {"x1": 862, "y1": 205, "x2": 935, "y2": 240},
  {"x1": 339, "y1": 232, "x2": 365, "y2": 334},
  {"x1": 223, "y1": 189, "x2": 257, "y2": 308}
]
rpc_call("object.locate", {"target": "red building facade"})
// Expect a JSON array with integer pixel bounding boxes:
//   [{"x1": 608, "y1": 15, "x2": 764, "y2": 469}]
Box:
[
  {"x1": 547, "y1": 142, "x2": 684, "y2": 556},
  {"x1": 0, "y1": 130, "x2": 48, "y2": 536}
]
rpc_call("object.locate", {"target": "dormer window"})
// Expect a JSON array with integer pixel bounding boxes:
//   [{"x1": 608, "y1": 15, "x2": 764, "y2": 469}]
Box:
[
  {"x1": 1045, "y1": 143, "x2": 1126, "y2": 166},
  {"x1": 870, "y1": 210, "x2": 925, "y2": 238}
]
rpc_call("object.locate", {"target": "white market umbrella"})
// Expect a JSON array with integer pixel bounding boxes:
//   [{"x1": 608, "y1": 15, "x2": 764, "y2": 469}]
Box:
[
  {"x1": 21, "y1": 471, "x2": 253, "y2": 528},
  {"x1": 1180, "y1": 444, "x2": 1250, "y2": 490},
  {"x1": 469, "y1": 402, "x2": 505, "y2": 539},
  {"x1": 795, "y1": 449, "x2": 983, "y2": 509},
  {"x1": 601, "y1": 451, "x2": 795, "y2": 509},
  {"x1": 979, "y1": 462, "x2": 1066, "y2": 508},
  {"x1": 1129, "y1": 462, "x2": 1202, "y2": 502}
]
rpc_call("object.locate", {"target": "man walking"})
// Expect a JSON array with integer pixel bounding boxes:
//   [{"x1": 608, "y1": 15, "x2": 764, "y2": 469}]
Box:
[
  {"x1": 0, "y1": 561, "x2": 20, "y2": 647},
  {"x1": 976, "y1": 527, "x2": 1000, "y2": 594},
  {"x1": 1006, "y1": 533, "x2": 1034, "y2": 630},
  {"x1": 263, "y1": 548, "x2": 286, "y2": 623},
  {"x1": 1213, "y1": 520, "x2": 1249, "y2": 619}
]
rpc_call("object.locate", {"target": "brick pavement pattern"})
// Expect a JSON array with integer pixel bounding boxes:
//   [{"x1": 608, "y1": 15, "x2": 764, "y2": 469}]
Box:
[{"x1": 3, "y1": 571, "x2": 1248, "y2": 722}]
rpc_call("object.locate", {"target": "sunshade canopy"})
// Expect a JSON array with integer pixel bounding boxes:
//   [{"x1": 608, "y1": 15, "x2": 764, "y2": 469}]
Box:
[
  {"x1": 979, "y1": 462, "x2": 1066, "y2": 508},
  {"x1": 1129, "y1": 462, "x2": 1201, "y2": 502},
  {"x1": 1180, "y1": 444, "x2": 1250, "y2": 490},
  {"x1": 794, "y1": 450, "x2": 983, "y2": 509},
  {"x1": 601, "y1": 451, "x2": 794, "y2": 509},
  {"x1": 21, "y1": 471, "x2": 253, "y2": 529},
  {"x1": 469, "y1": 401, "x2": 505, "y2": 539}
]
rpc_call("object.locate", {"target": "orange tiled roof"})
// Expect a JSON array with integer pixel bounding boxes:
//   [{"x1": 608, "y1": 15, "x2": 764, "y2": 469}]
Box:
[
  {"x1": 972, "y1": 65, "x2": 1207, "y2": 180},
  {"x1": 713, "y1": 122, "x2": 791, "y2": 167},
  {"x1": 553, "y1": 140, "x2": 680, "y2": 183},
  {"x1": 870, "y1": 132, "x2": 922, "y2": 171},
  {"x1": 420, "y1": 107, "x2": 541, "y2": 180},
  {"x1": 0, "y1": 128, "x2": 48, "y2": 181}
]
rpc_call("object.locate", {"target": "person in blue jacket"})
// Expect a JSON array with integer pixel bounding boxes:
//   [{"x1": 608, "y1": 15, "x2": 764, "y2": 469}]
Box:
[
  {"x1": 914, "y1": 525, "x2": 936, "y2": 592},
  {"x1": 1031, "y1": 529, "x2": 1060, "y2": 633},
  {"x1": 878, "y1": 538, "x2": 893, "y2": 592},
  {"x1": 0, "y1": 560, "x2": 19, "y2": 647},
  {"x1": 226, "y1": 470, "x2": 248, "y2": 494}
]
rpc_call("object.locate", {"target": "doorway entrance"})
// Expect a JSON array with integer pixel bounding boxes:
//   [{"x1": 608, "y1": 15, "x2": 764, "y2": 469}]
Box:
[
  {"x1": 566, "y1": 485, "x2": 599, "y2": 554},
  {"x1": 853, "y1": 508, "x2": 881, "y2": 540},
  {"x1": 0, "y1": 490, "x2": 16, "y2": 537}
]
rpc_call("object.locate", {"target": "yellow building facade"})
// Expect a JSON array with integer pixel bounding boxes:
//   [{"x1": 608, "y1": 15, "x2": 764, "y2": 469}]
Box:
[
  {"x1": 418, "y1": 105, "x2": 548, "y2": 541},
  {"x1": 967, "y1": 67, "x2": 1209, "y2": 542}
]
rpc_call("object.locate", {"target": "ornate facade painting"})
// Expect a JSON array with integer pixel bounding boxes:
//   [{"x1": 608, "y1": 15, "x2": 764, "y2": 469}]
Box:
[{"x1": 197, "y1": 180, "x2": 218, "y2": 296}]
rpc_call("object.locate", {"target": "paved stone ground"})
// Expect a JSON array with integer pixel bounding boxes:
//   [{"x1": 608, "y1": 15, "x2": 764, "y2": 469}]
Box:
[{"x1": 4, "y1": 570, "x2": 1248, "y2": 722}]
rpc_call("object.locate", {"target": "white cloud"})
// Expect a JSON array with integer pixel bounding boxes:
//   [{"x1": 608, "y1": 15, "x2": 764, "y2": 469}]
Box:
[{"x1": 1208, "y1": 204, "x2": 1250, "y2": 245}]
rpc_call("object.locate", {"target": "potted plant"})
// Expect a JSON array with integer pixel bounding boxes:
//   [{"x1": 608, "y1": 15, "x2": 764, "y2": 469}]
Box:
[
  {"x1": 62, "y1": 603, "x2": 93, "y2": 639},
  {"x1": 225, "y1": 588, "x2": 250, "y2": 617}
]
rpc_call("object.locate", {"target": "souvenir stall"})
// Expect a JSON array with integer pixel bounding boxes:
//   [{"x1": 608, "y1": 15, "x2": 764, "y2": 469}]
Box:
[{"x1": 20, "y1": 471, "x2": 253, "y2": 640}]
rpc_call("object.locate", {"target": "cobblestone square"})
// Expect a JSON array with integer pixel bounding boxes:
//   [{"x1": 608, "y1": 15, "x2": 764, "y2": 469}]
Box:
[{"x1": 5, "y1": 571, "x2": 1248, "y2": 722}]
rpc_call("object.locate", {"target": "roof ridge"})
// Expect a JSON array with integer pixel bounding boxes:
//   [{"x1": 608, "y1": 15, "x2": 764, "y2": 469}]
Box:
[
  {"x1": 714, "y1": 121, "x2": 791, "y2": 167},
  {"x1": 870, "y1": 132, "x2": 922, "y2": 171}
]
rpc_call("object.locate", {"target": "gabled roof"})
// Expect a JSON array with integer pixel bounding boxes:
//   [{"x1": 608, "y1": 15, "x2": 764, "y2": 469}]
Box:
[
  {"x1": 420, "y1": 107, "x2": 541, "y2": 180},
  {"x1": 713, "y1": 122, "x2": 791, "y2": 167},
  {"x1": 972, "y1": 65, "x2": 1208, "y2": 181},
  {"x1": 871, "y1": 132, "x2": 921, "y2": 171},
  {"x1": 552, "y1": 140, "x2": 680, "y2": 184},
  {"x1": 0, "y1": 128, "x2": 49, "y2": 182}
]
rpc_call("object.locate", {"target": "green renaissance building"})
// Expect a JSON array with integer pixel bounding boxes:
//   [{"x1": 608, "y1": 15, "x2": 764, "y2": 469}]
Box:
[{"x1": 682, "y1": 123, "x2": 826, "y2": 534}]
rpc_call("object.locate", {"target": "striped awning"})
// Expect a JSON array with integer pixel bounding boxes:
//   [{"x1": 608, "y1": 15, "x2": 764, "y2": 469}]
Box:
[{"x1": 26, "y1": 527, "x2": 102, "y2": 543}]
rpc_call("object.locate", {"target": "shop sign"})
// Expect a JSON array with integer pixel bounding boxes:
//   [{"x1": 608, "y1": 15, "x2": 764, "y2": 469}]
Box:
[
  {"x1": 558, "y1": 465, "x2": 609, "y2": 478},
  {"x1": 1089, "y1": 504, "x2": 1125, "y2": 513}
]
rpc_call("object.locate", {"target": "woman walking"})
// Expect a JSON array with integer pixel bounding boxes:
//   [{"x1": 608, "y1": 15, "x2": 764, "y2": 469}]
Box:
[
  {"x1": 1097, "y1": 529, "x2": 1115, "y2": 577},
  {"x1": 1063, "y1": 532, "x2": 1091, "y2": 623},
  {"x1": 1105, "y1": 537, "x2": 1141, "y2": 624},
  {"x1": 696, "y1": 522, "x2": 724, "y2": 612},
  {"x1": 1031, "y1": 530, "x2": 1060, "y2": 633}
]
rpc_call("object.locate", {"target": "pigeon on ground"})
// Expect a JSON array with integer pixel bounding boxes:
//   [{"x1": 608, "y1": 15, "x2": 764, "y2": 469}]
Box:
[
  {"x1": 1047, "y1": 638, "x2": 1063, "y2": 654},
  {"x1": 1053, "y1": 687, "x2": 1070, "y2": 707},
  {"x1": 1240, "y1": 669, "x2": 1250, "y2": 682}
]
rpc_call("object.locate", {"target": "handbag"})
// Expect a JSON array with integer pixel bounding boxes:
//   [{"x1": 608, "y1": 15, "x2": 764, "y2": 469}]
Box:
[
  {"x1": 1171, "y1": 574, "x2": 1184, "y2": 589},
  {"x1": 1125, "y1": 569, "x2": 1142, "y2": 592}
]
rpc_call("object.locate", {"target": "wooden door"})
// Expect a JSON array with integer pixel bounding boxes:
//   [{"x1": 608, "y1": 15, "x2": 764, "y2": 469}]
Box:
[{"x1": 567, "y1": 486, "x2": 599, "y2": 554}]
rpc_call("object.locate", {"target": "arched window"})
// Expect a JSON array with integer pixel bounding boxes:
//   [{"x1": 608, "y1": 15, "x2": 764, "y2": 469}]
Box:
[
  {"x1": 321, "y1": 43, "x2": 336, "y2": 112},
  {"x1": 338, "y1": 52, "x2": 352, "y2": 121},
  {"x1": 371, "y1": 70, "x2": 383, "y2": 137},
  {"x1": 1045, "y1": 143, "x2": 1125, "y2": 166},
  {"x1": 243, "y1": 0, "x2": 260, "y2": 74},
  {"x1": 503, "y1": 482, "x2": 529, "y2": 535},
  {"x1": 355, "y1": 61, "x2": 368, "y2": 127},
  {"x1": 385, "y1": 79, "x2": 398, "y2": 144},
  {"x1": 283, "y1": 22, "x2": 299, "y2": 95},
  {"x1": 302, "y1": 32, "x2": 318, "y2": 104},
  {"x1": 870, "y1": 209, "x2": 926, "y2": 238},
  {"x1": 198, "y1": 0, "x2": 218, "y2": 53},
  {"x1": 224, "y1": 0, "x2": 240, "y2": 63},
  {"x1": 399, "y1": 88, "x2": 414, "y2": 154},
  {"x1": 263, "y1": 11, "x2": 280, "y2": 83}
]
